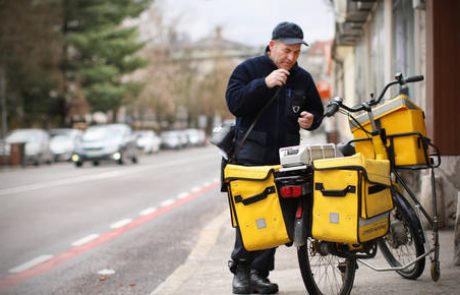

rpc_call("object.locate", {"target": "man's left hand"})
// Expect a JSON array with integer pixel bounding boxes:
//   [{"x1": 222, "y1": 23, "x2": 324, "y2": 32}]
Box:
[{"x1": 298, "y1": 111, "x2": 314, "y2": 129}]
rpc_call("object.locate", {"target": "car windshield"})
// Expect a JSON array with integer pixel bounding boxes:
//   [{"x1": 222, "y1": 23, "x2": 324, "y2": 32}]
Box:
[
  {"x1": 136, "y1": 131, "x2": 153, "y2": 138},
  {"x1": 49, "y1": 129, "x2": 72, "y2": 138},
  {"x1": 162, "y1": 132, "x2": 177, "y2": 139},
  {"x1": 83, "y1": 126, "x2": 125, "y2": 142},
  {"x1": 6, "y1": 130, "x2": 40, "y2": 143},
  {"x1": 51, "y1": 135, "x2": 71, "y2": 143}
]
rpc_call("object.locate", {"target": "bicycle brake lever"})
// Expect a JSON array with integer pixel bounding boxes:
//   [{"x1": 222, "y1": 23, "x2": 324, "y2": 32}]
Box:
[{"x1": 395, "y1": 72, "x2": 404, "y2": 84}]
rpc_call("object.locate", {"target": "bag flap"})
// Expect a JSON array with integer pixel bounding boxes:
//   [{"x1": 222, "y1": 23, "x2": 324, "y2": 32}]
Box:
[
  {"x1": 350, "y1": 95, "x2": 422, "y2": 130},
  {"x1": 224, "y1": 164, "x2": 281, "y2": 181},
  {"x1": 313, "y1": 153, "x2": 390, "y2": 185},
  {"x1": 363, "y1": 158, "x2": 391, "y2": 185},
  {"x1": 313, "y1": 152, "x2": 365, "y2": 170}
]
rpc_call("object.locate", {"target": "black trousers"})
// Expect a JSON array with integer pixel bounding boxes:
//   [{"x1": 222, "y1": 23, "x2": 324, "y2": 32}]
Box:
[{"x1": 230, "y1": 227, "x2": 276, "y2": 277}]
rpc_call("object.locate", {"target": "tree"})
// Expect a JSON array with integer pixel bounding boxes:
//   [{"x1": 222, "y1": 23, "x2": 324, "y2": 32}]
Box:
[
  {"x1": 62, "y1": 0, "x2": 151, "y2": 121},
  {"x1": 0, "y1": 0, "x2": 151, "y2": 129},
  {"x1": 0, "y1": 0, "x2": 63, "y2": 129},
  {"x1": 132, "y1": 6, "x2": 193, "y2": 130},
  {"x1": 131, "y1": 7, "x2": 238, "y2": 132}
]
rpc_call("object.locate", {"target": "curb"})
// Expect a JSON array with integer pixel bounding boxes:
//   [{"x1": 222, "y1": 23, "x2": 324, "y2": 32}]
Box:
[{"x1": 150, "y1": 209, "x2": 229, "y2": 294}]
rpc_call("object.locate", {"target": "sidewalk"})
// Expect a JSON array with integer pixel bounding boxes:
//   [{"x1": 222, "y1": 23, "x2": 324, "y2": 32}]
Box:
[{"x1": 151, "y1": 210, "x2": 460, "y2": 294}]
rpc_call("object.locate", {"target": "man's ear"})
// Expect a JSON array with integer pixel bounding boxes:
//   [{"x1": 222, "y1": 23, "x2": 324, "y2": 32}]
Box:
[{"x1": 268, "y1": 40, "x2": 276, "y2": 51}]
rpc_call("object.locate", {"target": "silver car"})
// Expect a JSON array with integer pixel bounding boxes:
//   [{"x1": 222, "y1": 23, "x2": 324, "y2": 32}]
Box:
[{"x1": 72, "y1": 124, "x2": 139, "y2": 167}]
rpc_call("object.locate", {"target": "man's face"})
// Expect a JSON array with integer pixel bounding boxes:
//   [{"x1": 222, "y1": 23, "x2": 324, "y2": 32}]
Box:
[{"x1": 268, "y1": 40, "x2": 301, "y2": 70}]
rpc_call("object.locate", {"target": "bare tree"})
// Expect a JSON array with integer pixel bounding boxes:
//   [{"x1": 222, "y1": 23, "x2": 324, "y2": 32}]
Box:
[{"x1": 127, "y1": 6, "x2": 240, "y2": 132}]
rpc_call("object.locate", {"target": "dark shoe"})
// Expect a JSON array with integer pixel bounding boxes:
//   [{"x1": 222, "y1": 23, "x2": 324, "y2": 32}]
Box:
[
  {"x1": 250, "y1": 270, "x2": 279, "y2": 294},
  {"x1": 232, "y1": 262, "x2": 251, "y2": 294}
]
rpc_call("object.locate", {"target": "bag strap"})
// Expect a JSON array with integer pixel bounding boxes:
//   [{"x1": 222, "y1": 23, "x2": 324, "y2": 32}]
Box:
[
  {"x1": 234, "y1": 186, "x2": 276, "y2": 205},
  {"x1": 315, "y1": 183, "x2": 357, "y2": 197},
  {"x1": 230, "y1": 87, "x2": 282, "y2": 162}
]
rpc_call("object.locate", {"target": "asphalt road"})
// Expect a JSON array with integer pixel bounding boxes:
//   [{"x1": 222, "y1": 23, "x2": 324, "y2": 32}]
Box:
[{"x1": 0, "y1": 145, "x2": 225, "y2": 295}]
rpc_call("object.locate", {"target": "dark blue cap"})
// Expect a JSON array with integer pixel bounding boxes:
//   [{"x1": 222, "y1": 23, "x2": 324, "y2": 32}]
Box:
[{"x1": 271, "y1": 22, "x2": 309, "y2": 46}]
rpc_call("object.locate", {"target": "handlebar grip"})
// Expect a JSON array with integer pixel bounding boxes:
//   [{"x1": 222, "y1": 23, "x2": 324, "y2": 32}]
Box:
[
  {"x1": 325, "y1": 103, "x2": 339, "y2": 117},
  {"x1": 325, "y1": 97, "x2": 343, "y2": 117},
  {"x1": 405, "y1": 75, "x2": 424, "y2": 83}
]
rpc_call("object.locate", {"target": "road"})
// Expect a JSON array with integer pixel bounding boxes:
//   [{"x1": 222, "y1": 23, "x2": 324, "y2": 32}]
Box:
[{"x1": 0, "y1": 146, "x2": 225, "y2": 295}]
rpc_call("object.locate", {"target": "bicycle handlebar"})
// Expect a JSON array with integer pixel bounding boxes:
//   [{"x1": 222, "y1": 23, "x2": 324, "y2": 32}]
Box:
[
  {"x1": 405, "y1": 75, "x2": 424, "y2": 83},
  {"x1": 325, "y1": 73, "x2": 424, "y2": 117},
  {"x1": 324, "y1": 97, "x2": 343, "y2": 117}
]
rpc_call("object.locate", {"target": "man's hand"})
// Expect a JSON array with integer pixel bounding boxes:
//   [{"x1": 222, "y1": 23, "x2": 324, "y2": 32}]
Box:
[
  {"x1": 265, "y1": 69, "x2": 290, "y2": 88},
  {"x1": 298, "y1": 111, "x2": 314, "y2": 129}
]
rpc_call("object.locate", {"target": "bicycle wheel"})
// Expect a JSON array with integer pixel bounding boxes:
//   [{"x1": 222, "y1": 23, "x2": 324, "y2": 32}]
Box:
[
  {"x1": 377, "y1": 191, "x2": 425, "y2": 279},
  {"x1": 297, "y1": 238, "x2": 356, "y2": 295}
]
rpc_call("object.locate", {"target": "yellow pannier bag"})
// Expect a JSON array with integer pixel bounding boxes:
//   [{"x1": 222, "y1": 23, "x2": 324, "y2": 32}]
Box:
[
  {"x1": 224, "y1": 164, "x2": 290, "y2": 251},
  {"x1": 311, "y1": 153, "x2": 393, "y2": 244},
  {"x1": 350, "y1": 95, "x2": 428, "y2": 167}
]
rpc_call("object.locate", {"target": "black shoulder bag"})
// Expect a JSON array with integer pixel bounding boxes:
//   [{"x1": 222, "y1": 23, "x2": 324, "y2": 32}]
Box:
[{"x1": 215, "y1": 87, "x2": 282, "y2": 192}]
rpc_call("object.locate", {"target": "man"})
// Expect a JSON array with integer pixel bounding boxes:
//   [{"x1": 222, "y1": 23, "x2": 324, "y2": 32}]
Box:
[{"x1": 225, "y1": 22, "x2": 324, "y2": 294}]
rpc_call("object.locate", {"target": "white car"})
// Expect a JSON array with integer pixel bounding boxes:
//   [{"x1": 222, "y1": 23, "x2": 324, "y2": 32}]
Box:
[
  {"x1": 135, "y1": 130, "x2": 161, "y2": 154},
  {"x1": 185, "y1": 128, "x2": 206, "y2": 146},
  {"x1": 1, "y1": 128, "x2": 53, "y2": 166},
  {"x1": 49, "y1": 129, "x2": 83, "y2": 161},
  {"x1": 161, "y1": 130, "x2": 185, "y2": 149}
]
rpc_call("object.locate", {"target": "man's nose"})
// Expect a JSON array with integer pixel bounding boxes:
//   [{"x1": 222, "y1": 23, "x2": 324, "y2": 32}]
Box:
[{"x1": 287, "y1": 52, "x2": 296, "y2": 62}]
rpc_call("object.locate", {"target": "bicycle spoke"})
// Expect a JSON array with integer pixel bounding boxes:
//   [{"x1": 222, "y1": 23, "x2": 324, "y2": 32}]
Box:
[
  {"x1": 308, "y1": 250, "x2": 349, "y2": 294},
  {"x1": 378, "y1": 194, "x2": 426, "y2": 280}
]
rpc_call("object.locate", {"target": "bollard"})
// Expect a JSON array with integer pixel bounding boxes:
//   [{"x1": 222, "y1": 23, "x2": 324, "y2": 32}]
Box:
[{"x1": 9, "y1": 142, "x2": 26, "y2": 166}]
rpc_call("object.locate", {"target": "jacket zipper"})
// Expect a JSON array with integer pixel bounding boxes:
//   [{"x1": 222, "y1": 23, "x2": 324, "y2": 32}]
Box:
[{"x1": 274, "y1": 89, "x2": 281, "y2": 155}]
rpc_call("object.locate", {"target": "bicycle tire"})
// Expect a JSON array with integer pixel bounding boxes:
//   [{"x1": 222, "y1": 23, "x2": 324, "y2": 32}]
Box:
[
  {"x1": 297, "y1": 238, "x2": 356, "y2": 295},
  {"x1": 377, "y1": 190, "x2": 425, "y2": 279}
]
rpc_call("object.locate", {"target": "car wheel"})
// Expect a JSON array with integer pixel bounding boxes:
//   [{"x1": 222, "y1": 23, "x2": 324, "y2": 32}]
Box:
[
  {"x1": 75, "y1": 161, "x2": 83, "y2": 167},
  {"x1": 92, "y1": 161, "x2": 99, "y2": 166}
]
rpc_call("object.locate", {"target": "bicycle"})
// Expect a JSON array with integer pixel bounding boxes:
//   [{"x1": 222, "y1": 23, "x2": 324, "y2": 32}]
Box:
[
  {"x1": 223, "y1": 73, "x2": 440, "y2": 295},
  {"x1": 275, "y1": 73, "x2": 441, "y2": 294}
]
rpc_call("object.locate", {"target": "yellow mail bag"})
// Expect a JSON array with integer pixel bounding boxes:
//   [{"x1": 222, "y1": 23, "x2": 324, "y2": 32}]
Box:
[
  {"x1": 312, "y1": 153, "x2": 393, "y2": 244},
  {"x1": 351, "y1": 95, "x2": 428, "y2": 167},
  {"x1": 224, "y1": 164, "x2": 290, "y2": 251}
]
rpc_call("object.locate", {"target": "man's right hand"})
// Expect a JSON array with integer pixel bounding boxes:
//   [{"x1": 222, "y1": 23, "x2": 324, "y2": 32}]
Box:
[{"x1": 265, "y1": 69, "x2": 290, "y2": 88}]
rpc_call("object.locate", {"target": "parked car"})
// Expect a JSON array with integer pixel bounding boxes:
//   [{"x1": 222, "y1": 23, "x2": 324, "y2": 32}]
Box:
[
  {"x1": 72, "y1": 124, "x2": 139, "y2": 167},
  {"x1": 134, "y1": 130, "x2": 161, "y2": 154},
  {"x1": 1, "y1": 128, "x2": 53, "y2": 166},
  {"x1": 161, "y1": 130, "x2": 185, "y2": 149},
  {"x1": 177, "y1": 130, "x2": 189, "y2": 147},
  {"x1": 49, "y1": 128, "x2": 83, "y2": 162},
  {"x1": 185, "y1": 128, "x2": 207, "y2": 147}
]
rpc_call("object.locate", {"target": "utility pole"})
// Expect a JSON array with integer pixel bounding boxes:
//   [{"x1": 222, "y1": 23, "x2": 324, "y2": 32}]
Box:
[{"x1": 0, "y1": 65, "x2": 7, "y2": 139}]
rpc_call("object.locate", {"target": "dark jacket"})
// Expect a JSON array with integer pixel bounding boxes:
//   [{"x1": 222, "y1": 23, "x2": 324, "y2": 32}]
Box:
[{"x1": 225, "y1": 54, "x2": 324, "y2": 165}]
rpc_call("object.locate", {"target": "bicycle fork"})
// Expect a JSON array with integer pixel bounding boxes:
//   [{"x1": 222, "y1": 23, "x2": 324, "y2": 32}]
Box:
[{"x1": 429, "y1": 167, "x2": 440, "y2": 281}]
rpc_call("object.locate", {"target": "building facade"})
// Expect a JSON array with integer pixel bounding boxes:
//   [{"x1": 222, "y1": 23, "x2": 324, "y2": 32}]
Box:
[{"x1": 330, "y1": 0, "x2": 460, "y2": 233}]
